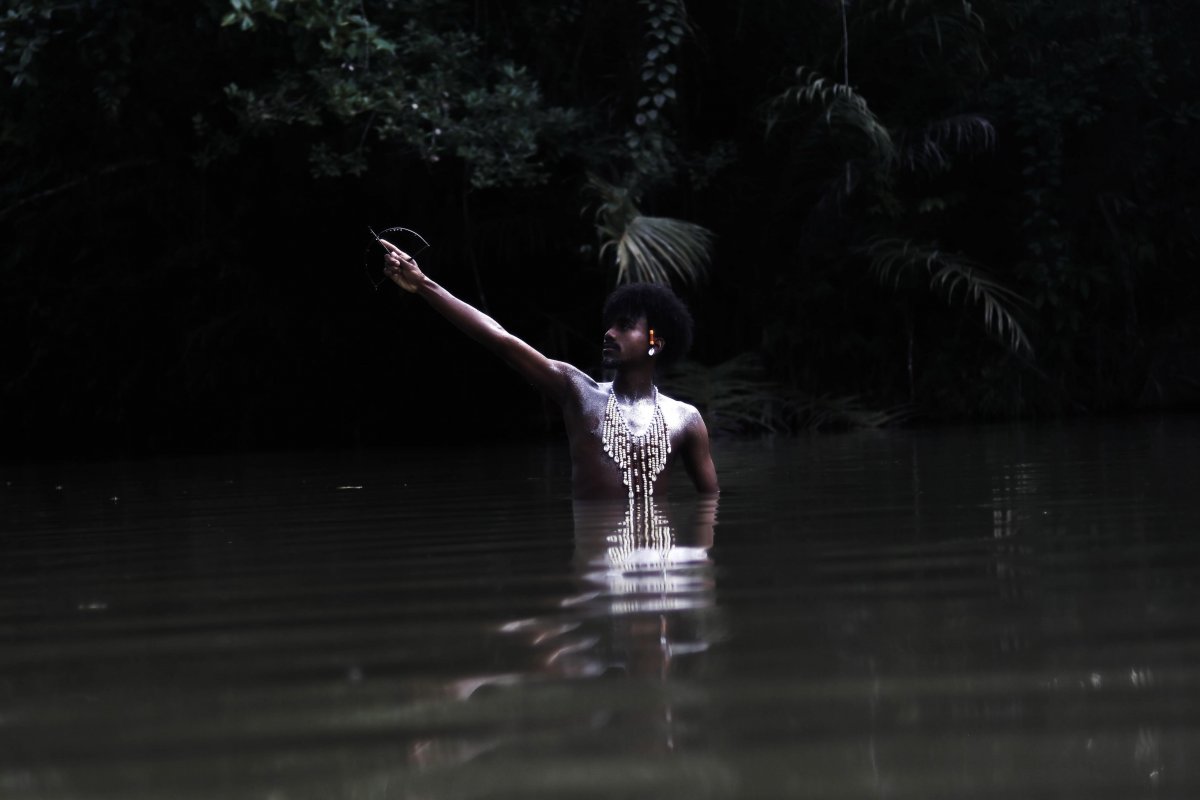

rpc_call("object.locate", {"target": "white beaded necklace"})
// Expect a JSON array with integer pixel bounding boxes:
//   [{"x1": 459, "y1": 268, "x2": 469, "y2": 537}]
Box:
[{"x1": 600, "y1": 386, "x2": 671, "y2": 498}]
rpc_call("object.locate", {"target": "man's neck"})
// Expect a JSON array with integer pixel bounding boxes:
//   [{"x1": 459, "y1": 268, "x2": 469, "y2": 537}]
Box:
[{"x1": 612, "y1": 369, "x2": 656, "y2": 401}]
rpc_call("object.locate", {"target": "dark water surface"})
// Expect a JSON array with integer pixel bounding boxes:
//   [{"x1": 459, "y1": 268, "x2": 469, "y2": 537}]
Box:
[{"x1": 3, "y1": 418, "x2": 1199, "y2": 799}]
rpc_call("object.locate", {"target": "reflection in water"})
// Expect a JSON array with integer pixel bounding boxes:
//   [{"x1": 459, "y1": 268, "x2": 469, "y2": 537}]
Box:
[
  {"x1": 410, "y1": 497, "x2": 721, "y2": 769},
  {"x1": 5, "y1": 423, "x2": 1200, "y2": 798},
  {"x1": 548, "y1": 496, "x2": 718, "y2": 679}
]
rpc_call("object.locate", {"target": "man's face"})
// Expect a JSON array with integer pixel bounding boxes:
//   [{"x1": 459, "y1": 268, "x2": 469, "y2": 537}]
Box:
[{"x1": 601, "y1": 313, "x2": 650, "y2": 369}]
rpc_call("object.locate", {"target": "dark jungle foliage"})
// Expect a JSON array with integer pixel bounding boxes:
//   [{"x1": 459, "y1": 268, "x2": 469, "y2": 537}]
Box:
[{"x1": 2, "y1": 0, "x2": 1197, "y2": 456}]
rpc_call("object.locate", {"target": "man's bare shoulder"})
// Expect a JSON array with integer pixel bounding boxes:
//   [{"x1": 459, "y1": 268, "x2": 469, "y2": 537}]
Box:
[{"x1": 657, "y1": 392, "x2": 706, "y2": 433}]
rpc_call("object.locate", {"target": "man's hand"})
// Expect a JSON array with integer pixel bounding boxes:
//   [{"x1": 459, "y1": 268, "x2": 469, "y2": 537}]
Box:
[{"x1": 380, "y1": 239, "x2": 424, "y2": 293}]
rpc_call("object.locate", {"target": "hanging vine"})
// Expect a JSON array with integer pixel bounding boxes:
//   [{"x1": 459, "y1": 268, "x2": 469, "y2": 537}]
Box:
[{"x1": 625, "y1": 0, "x2": 687, "y2": 186}]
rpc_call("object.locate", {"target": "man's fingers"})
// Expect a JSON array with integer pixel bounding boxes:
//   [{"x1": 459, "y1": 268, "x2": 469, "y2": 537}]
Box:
[{"x1": 379, "y1": 238, "x2": 416, "y2": 257}]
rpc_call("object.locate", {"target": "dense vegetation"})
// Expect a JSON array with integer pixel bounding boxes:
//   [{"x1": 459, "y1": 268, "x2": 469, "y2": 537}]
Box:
[{"x1": 3, "y1": 0, "x2": 1197, "y2": 456}]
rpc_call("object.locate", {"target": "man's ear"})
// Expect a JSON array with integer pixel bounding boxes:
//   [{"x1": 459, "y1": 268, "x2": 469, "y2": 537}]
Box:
[{"x1": 650, "y1": 332, "x2": 666, "y2": 357}]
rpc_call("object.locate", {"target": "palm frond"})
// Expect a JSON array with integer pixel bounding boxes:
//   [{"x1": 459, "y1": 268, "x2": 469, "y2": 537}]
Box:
[
  {"x1": 768, "y1": 67, "x2": 894, "y2": 163},
  {"x1": 611, "y1": 215, "x2": 713, "y2": 285},
  {"x1": 929, "y1": 260, "x2": 1032, "y2": 355},
  {"x1": 587, "y1": 174, "x2": 713, "y2": 286},
  {"x1": 863, "y1": 237, "x2": 1032, "y2": 355},
  {"x1": 897, "y1": 114, "x2": 995, "y2": 172}
]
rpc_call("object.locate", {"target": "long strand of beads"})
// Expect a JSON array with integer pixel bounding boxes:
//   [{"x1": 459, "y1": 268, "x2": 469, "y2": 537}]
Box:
[{"x1": 601, "y1": 387, "x2": 671, "y2": 498}]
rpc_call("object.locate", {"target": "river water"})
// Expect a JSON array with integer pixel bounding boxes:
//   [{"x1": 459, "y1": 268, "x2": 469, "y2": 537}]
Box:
[{"x1": 3, "y1": 417, "x2": 1199, "y2": 799}]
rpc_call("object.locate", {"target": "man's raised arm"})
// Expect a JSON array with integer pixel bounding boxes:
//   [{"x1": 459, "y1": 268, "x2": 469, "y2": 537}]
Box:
[{"x1": 380, "y1": 239, "x2": 578, "y2": 403}]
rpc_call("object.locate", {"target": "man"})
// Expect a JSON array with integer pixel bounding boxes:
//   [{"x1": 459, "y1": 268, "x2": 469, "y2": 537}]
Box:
[{"x1": 380, "y1": 240, "x2": 718, "y2": 500}]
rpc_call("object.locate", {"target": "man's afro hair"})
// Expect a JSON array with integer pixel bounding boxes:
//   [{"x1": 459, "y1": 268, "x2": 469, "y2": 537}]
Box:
[{"x1": 602, "y1": 282, "x2": 695, "y2": 367}]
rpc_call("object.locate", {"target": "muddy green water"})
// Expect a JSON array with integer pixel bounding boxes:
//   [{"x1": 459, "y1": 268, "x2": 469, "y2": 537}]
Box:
[{"x1": 3, "y1": 417, "x2": 1199, "y2": 799}]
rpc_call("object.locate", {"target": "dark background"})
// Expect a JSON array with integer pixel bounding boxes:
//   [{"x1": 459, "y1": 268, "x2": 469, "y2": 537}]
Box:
[{"x1": 3, "y1": 0, "x2": 1198, "y2": 458}]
